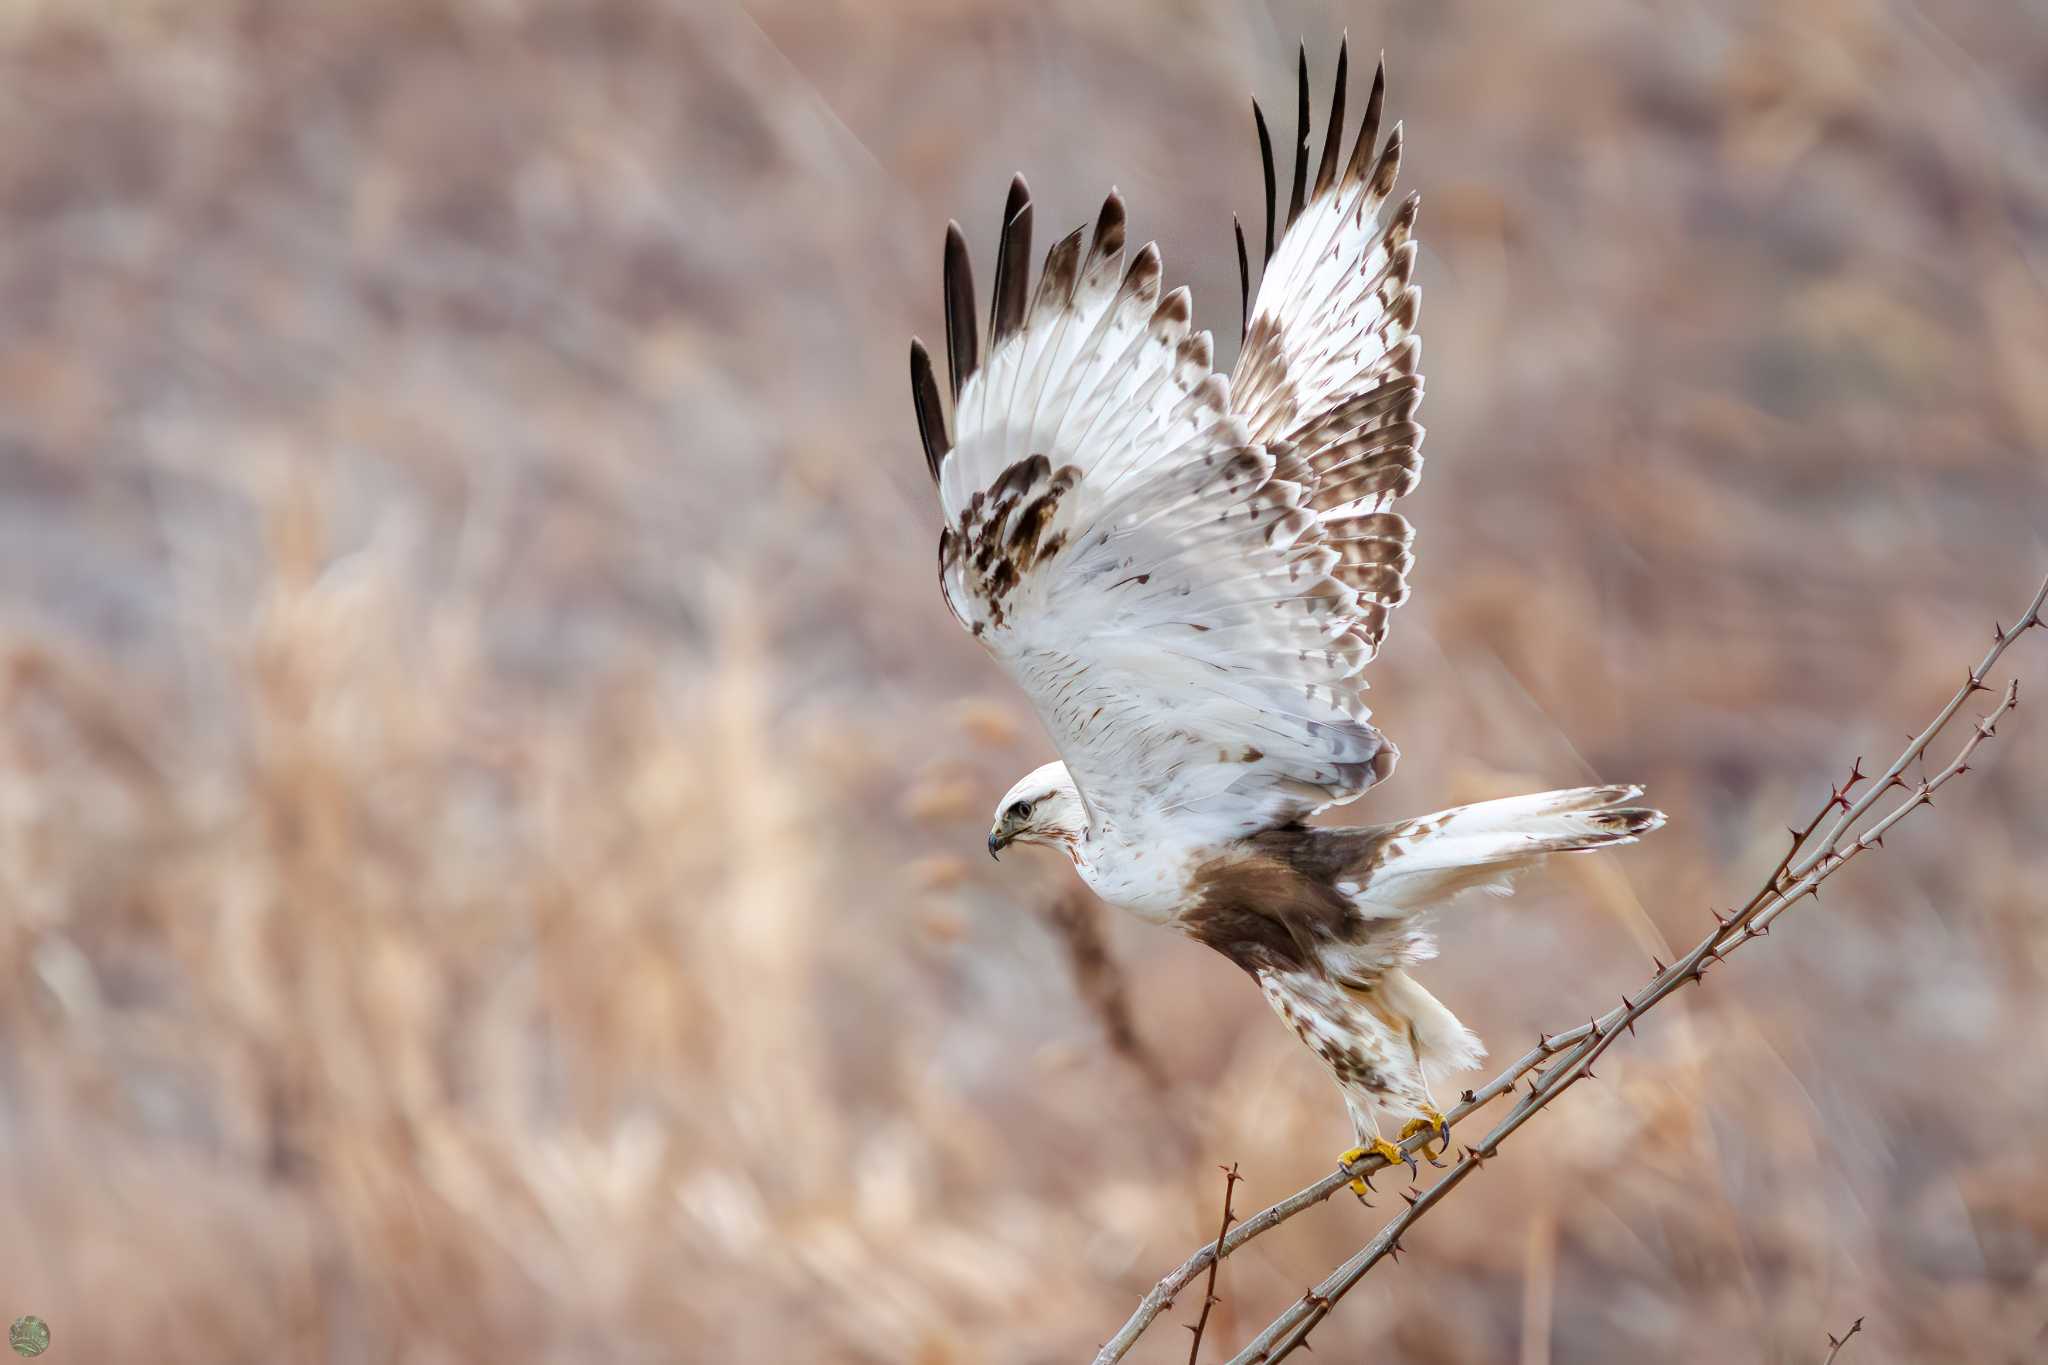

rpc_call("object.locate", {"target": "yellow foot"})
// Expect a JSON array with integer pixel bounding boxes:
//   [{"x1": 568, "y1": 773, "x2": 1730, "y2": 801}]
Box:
[
  {"x1": 1339, "y1": 1138, "x2": 1409, "y2": 1195},
  {"x1": 1398, "y1": 1108, "x2": 1451, "y2": 1167}
]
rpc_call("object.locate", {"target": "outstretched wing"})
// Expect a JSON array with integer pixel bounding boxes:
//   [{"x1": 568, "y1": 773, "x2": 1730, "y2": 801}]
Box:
[
  {"x1": 907, "y1": 50, "x2": 1421, "y2": 848},
  {"x1": 1233, "y1": 41, "x2": 1425, "y2": 662}
]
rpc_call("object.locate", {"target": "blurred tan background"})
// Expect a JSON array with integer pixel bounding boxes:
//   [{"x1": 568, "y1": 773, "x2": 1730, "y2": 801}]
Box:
[{"x1": 1, "y1": 0, "x2": 2045, "y2": 1360}]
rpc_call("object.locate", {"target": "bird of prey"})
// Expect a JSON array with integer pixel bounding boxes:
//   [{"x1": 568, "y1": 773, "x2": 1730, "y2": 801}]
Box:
[{"x1": 908, "y1": 44, "x2": 1663, "y2": 1190}]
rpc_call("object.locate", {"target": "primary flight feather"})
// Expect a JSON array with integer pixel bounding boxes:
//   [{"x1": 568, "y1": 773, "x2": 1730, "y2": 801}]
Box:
[{"x1": 910, "y1": 44, "x2": 1663, "y2": 1184}]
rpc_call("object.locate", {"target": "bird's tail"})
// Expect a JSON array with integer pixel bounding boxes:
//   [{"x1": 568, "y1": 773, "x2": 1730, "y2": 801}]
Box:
[{"x1": 1364, "y1": 785, "x2": 1664, "y2": 911}]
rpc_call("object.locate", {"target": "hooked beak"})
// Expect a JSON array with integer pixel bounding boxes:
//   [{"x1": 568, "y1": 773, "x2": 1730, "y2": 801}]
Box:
[{"x1": 988, "y1": 827, "x2": 1008, "y2": 860}]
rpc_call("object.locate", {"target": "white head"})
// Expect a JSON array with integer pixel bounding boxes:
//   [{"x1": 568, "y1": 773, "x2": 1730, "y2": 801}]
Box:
[{"x1": 987, "y1": 761, "x2": 1088, "y2": 861}]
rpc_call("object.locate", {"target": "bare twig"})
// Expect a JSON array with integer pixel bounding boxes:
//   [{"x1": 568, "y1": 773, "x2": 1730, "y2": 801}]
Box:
[
  {"x1": 1094, "y1": 571, "x2": 2048, "y2": 1365},
  {"x1": 1184, "y1": 1164, "x2": 1241, "y2": 1364},
  {"x1": 1821, "y1": 1316, "x2": 1865, "y2": 1364}
]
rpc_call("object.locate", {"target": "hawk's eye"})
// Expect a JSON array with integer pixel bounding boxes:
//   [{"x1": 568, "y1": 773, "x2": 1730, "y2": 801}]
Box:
[{"x1": 1009, "y1": 800, "x2": 1032, "y2": 821}]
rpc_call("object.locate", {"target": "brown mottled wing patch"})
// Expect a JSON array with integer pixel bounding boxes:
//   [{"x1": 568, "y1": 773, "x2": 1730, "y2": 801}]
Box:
[
  {"x1": 1232, "y1": 44, "x2": 1425, "y2": 664},
  {"x1": 938, "y1": 453, "x2": 1078, "y2": 632}
]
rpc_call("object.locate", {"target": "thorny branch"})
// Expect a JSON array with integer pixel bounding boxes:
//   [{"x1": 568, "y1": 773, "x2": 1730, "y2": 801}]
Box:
[
  {"x1": 1820, "y1": 1316, "x2": 1865, "y2": 1364},
  {"x1": 1184, "y1": 1164, "x2": 1241, "y2": 1364},
  {"x1": 1094, "y1": 571, "x2": 2048, "y2": 1365}
]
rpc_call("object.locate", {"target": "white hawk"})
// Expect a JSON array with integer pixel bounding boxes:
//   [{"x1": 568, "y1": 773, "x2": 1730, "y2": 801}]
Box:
[{"x1": 909, "y1": 44, "x2": 1663, "y2": 1187}]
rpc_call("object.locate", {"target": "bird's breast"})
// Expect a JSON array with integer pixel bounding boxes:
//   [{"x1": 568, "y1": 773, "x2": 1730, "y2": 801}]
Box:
[{"x1": 1071, "y1": 837, "x2": 1192, "y2": 925}]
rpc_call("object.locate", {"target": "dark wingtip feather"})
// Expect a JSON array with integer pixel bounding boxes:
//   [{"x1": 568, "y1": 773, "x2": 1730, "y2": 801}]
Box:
[
  {"x1": 1088, "y1": 190, "x2": 1127, "y2": 270},
  {"x1": 1034, "y1": 224, "x2": 1086, "y2": 316},
  {"x1": 1389, "y1": 190, "x2": 1420, "y2": 245},
  {"x1": 1253, "y1": 98, "x2": 1277, "y2": 265},
  {"x1": 1152, "y1": 285, "x2": 1192, "y2": 329},
  {"x1": 1369, "y1": 121, "x2": 1404, "y2": 201},
  {"x1": 942, "y1": 222, "x2": 978, "y2": 401},
  {"x1": 989, "y1": 177, "x2": 1034, "y2": 345},
  {"x1": 910, "y1": 338, "x2": 947, "y2": 484},
  {"x1": 1288, "y1": 42, "x2": 1310, "y2": 228},
  {"x1": 1314, "y1": 38, "x2": 1348, "y2": 198},
  {"x1": 1233, "y1": 212, "x2": 1251, "y2": 344},
  {"x1": 1122, "y1": 239, "x2": 1163, "y2": 301},
  {"x1": 1346, "y1": 55, "x2": 1387, "y2": 185}
]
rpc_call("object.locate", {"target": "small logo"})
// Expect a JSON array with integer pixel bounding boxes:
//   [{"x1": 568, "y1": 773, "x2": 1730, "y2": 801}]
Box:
[{"x1": 8, "y1": 1317, "x2": 48, "y2": 1357}]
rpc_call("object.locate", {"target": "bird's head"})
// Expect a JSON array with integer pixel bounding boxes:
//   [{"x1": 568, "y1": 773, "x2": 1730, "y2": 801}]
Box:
[{"x1": 987, "y1": 761, "x2": 1086, "y2": 860}]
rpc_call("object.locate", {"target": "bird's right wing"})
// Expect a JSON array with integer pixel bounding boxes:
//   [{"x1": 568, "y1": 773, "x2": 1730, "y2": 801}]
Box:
[{"x1": 909, "y1": 172, "x2": 1397, "y2": 851}]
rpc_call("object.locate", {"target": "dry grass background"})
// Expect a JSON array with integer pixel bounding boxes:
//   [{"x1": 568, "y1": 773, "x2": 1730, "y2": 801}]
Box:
[{"x1": 0, "y1": 0, "x2": 2044, "y2": 1360}]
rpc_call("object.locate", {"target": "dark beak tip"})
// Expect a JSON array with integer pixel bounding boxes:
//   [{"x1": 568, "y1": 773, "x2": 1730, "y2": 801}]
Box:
[{"x1": 987, "y1": 832, "x2": 1002, "y2": 860}]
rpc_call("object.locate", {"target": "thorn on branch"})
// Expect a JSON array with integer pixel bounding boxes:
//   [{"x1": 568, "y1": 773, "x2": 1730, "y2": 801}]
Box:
[{"x1": 1821, "y1": 1314, "x2": 1866, "y2": 1364}]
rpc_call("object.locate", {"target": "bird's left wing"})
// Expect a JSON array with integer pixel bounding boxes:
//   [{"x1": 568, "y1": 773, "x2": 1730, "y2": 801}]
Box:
[
  {"x1": 910, "y1": 175, "x2": 1399, "y2": 847},
  {"x1": 1232, "y1": 42, "x2": 1426, "y2": 660}
]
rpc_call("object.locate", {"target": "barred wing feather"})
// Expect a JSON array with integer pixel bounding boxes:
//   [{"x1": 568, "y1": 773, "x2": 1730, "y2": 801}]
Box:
[{"x1": 1234, "y1": 42, "x2": 1426, "y2": 660}]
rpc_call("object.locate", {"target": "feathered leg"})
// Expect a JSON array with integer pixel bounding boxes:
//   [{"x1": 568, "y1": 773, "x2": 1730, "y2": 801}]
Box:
[{"x1": 1257, "y1": 966, "x2": 1453, "y2": 1194}]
